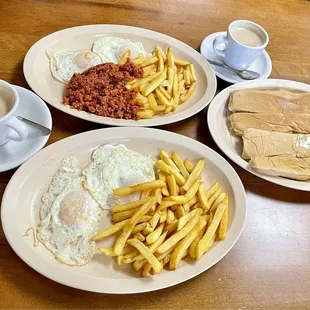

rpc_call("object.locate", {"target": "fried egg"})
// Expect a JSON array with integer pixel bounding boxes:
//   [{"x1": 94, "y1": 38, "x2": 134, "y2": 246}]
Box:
[
  {"x1": 47, "y1": 50, "x2": 102, "y2": 83},
  {"x1": 82, "y1": 144, "x2": 155, "y2": 209},
  {"x1": 37, "y1": 157, "x2": 102, "y2": 266},
  {"x1": 92, "y1": 36, "x2": 149, "y2": 63}
]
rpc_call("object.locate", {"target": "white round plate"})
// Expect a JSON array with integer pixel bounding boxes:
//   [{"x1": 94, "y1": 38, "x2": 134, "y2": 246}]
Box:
[
  {"x1": 200, "y1": 32, "x2": 272, "y2": 84},
  {"x1": 2, "y1": 127, "x2": 246, "y2": 294},
  {"x1": 207, "y1": 79, "x2": 310, "y2": 191},
  {"x1": 23, "y1": 25, "x2": 217, "y2": 127},
  {"x1": 0, "y1": 85, "x2": 52, "y2": 172}
]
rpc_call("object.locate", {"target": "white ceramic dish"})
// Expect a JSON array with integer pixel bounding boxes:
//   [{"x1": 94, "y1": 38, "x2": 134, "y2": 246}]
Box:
[
  {"x1": 200, "y1": 32, "x2": 272, "y2": 84},
  {"x1": 0, "y1": 85, "x2": 52, "y2": 172},
  {"x1": 1, "y1": 127, "x2": 246, "y2": 294},
  {"x1": 207, "y1": 79, "x2": 310, "y2": 191},
  {"x1": 23, "y1": 24, "x2": 217, "y2": 127}
]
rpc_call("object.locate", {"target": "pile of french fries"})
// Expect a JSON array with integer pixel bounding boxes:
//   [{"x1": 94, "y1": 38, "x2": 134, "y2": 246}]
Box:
[
  {"x1": 91, "y1": 150, "x2": 228, "y2": 277},
  {"x1": 118, "y1": 47, "x2": 197, "y2": 119}
]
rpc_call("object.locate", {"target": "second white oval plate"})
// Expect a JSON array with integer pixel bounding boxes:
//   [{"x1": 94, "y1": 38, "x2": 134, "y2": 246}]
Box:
[
  {"x1": 208, "y1": 79, "x2": 310, "y2": 191},
  {"x1": 2, "y1": 127, "x2": 246, "y2": 294},
  {"x1": 23, "y1": 25, "x2": 216, "y2": 127}
]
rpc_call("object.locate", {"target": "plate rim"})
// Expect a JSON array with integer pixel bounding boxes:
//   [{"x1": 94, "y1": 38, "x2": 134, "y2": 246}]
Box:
[
  {"x1": 23, "y1": 24, "x2": 217, "y2": 127},
  {"x1": 207, "y1": 78, "x2": 310, "y2": 191},
  {"x1": 0, "y1": 85, "x2": 52, "y2": 172},
  {"x1": 1, "y1": 127, "x2": 246, "y2": 294}
]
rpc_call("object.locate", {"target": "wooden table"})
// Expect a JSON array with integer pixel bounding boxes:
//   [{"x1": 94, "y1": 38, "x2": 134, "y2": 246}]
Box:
[{"x1": 1, "y1": 0, "x2": 310, "y2": 309}]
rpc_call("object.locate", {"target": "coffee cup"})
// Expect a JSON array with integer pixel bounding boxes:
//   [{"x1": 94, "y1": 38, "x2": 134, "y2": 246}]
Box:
[
  {"x1": 0, "y1": 80, "x2": 28, "y2": 145},
  {"x1": 212, "y1": 20, "x2": 269, "y2": 70}
]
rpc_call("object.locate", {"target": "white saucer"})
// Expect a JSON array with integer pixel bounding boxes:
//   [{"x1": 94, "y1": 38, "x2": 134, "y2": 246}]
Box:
[
  {"x1": 0, "y1": 85, "x2": 52, "y2": 172},
  {"x1": 200, "y1": 32, "x2": 272, "y2": 84}
]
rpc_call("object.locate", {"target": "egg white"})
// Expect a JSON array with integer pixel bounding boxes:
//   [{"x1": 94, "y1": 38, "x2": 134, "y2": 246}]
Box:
[
  {"x1": 82, "y1": 144, "x2": 155, "y2": 209},
  {"x1": 92, "y1": 36, "x2": 149, "y2": 63},
  {"x1": 37, "y1": 157, "x2": 102, "y2": 266},
  {"x1": 47, "y1": 50, "x2": 102, "y2": 83}
]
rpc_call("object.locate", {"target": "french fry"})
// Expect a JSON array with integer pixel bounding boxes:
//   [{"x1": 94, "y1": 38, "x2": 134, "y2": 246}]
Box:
[
  {"x1": 159, "y1": 208, "x2": 167, "y2": 223},
  {"x1": 197, "y1": 183, "x2": 210, "y2": 211},
  {"x1": 171, "y1": 152, "x2": 190, "y2": 179},
  {"x1": 188, "y1": 226, "x2": 205, "y2": 259},
  {"x1": 164, "y1": 106, "x2": 172, "y2": 114},
  {"x1": 140, "y1": 262, "x2": 152, "y2": 277},
  {"x1": 170, "y1": 218, "x2": 207, "y2": 269},
  {"x1": 146, "y1": 223, "x2": 165, "y2": 245},
  {"x1": 175, "y1": 205, "x2": 186, "y2": 219},
  {"x1": 139, "y1": 56, "x2": 158, "y2": 68},
  {"x1": 157, "y1": 49, "x2": 164, "y2": 72},
  {"x1": 156, "y1": 88, "x2": 172, "y2": 107},
  {"x1": 183, "y1": 196, "x2": 197, "y2": 212},
  {"x1": 132, "y1": 222, "x2": 148, "y2": 234},
  {"x1": 143, "y1": 212, "x2": 161, "y2": 235},
  {"x1": 133, "y1": 56, "x2": 154, "y2": 66},
  {"x1": 134, "y1": 232, "x2": 146, "y2": 242},
  {"x1": 158, "y1": 171, "x2": 169, "y2": 196},
  {"x1": 118, "y1": 50, "x2": 131, "y2": 65},
  {"x1": 168, "y1": 179, "x2": 201, "y2": 204},
  {"x1": 113, "y1": 197, "x2": 156, "y2": 255},
  {"x1": 184, "y1": 159, "x2": 194, "y2": 173},
  {"x1": 189, "y1": 64, "x2": 197, "y2": 82},
  {"x1": 218, "y1": 196, "x2": 228, "y2": 240},
  {"x1": 136, "y1": 92, "x2": 148, "y2": 104},
  {"x1": 154, "y1": 187, "x2": 162, "y2": 204},
  {"x1": 91, "y1": 219, "x2": 129, "y2": 241},
  {"x1": 177, "y1": 209, "x2": 197, "y2": 231},
  {"x1": 137, "y1": 110, "x2": 154, "y2": 119},
  {"x1": 164, "y1": 219, "x2": 178, "y2": 235},
  {"x1": 156, "y1": 46, "x2": 167, "y2": 62},
  {"x1": 112, "y1": 197, "x2": 150, "y2": 213},
  {"x1": 167, "y1": 67, "x2": 174, "y2": 94},
  {"x1": 138, "y1": 53, "x2": 144, "y2": 58},
  {"x1": 174, "y1": 59, "x2": 191, "y2": 66},
  {"x1": 183, "y1": 159, "x2": 204, "y2": 191},
  {"x1": 117, "y1": 251, "x2": 139, "y2": 265},
  {"x1": 128, "y1": 78, "x2": 138, "y2": 85},
  {"x1": 167, "y1": 47, "x2": 174, "y2": 68},
  {"x1": 167, "y1": 175, "x2": 178, "y2": 196},
  {"x1": 156, "y1": 210, "x2": 201, "y2": 254},
  {"x1": 113, "y1": 180, "x2": 165, "y2": 196},
  {"x1": 112, "y1": 209, "x2": 137, "y2": 223},
  {"x1": 148, "y1": 93, "x2": 157, "y2": 112},
  {"x1": 156, "y1": 160, "x2": 186, "y2": 186},
  {"x1": 166, "y1": 209, "x2": 175, "y2": 225},
  {"x1": 159, "y1": 86, "x2": 171, "y2": 100},
  {"x1": 205, "y1": 181, "x2": 219, "y2": 199},
  {"x1": 196, "y1": 203, "x2": 227, "y2": 259},
  {"x1": 141, "y1": 188, "x2": 152, "y2": 199},
  {"x1": 159, "y1": 150, "x2": 179, "y2": 171},
  {"x1": 156, "y1": 105, "x2": 166, "y2": 112},
  {"x1": 210, "y1": 193, "x2": 227, "y2": 214},
  {"x1": 160, "y1": 80, "x2": 169, "y2": 87},
  {"x1": 183, "y1": 69, "x2": 191, "y2": 86},
  {"x1": 127, "y1": 239, "x2": 163, "y2": 274},
  {"x1": 208, "y1": 188, "x2": 222, "y2": 208},
  {"x1": 157, "y1": 200, "x2": 177, "y2": 211},
  {"x1": 180, "y1": 84, "x2": 196, "y2": 102},
  {"x1": 172, "y1": 68, "x2": 179, "y2": 98},
  {"x1": 142, "y1": 72, "x2": 167, "y2": 96},
  {"x1": 132, "y1": 71, "x2": 162, "y2": 89}
]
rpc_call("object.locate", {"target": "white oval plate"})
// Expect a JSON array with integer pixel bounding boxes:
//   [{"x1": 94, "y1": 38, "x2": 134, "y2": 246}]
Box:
[
  {"x1": 23, "y1": 25, "x2": 217, "y2": 127},
  {"x1": 1, "y1": 127, "x2": 246, "y2": 294},
  {"x1": 208, "y1": 79, "x2": 310, "y2": 191}
]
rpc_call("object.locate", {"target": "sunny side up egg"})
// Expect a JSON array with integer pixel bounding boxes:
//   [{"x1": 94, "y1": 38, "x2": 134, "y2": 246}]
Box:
[
  {"x1": 82, "y1": 144, "x2": 155, "y2": 209},
  {"x1": 92, "y1": 36, "x2": 149, "y2": 63},
  {"x1": 37, "y1": 157, "x2": 102, "y2": 266},
  {"x1": 47, "y1": 50, "x2": 102, "y2": 83}
]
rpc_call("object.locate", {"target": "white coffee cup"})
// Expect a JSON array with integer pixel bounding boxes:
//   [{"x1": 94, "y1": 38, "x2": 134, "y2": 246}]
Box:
[
  {"x1": 213, "y1": 20, "x2": 269, "y2": 70},
  {"x1": 0, "y1": 80, "x2": 28, "y2": 146}
]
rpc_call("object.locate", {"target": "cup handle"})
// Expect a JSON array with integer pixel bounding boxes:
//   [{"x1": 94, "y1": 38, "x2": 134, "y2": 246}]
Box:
[
  {"x1": 6, "y1": 116, "x2": 28, "y2": 141},
  {"x1": 212, "y1": 35, "x2": 228, "y2": 58}
]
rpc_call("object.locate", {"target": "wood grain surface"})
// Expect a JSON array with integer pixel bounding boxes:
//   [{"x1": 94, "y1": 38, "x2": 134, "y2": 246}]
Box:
[{"x1": 1, "y1": 0, "x2": 310, "y2": 309}]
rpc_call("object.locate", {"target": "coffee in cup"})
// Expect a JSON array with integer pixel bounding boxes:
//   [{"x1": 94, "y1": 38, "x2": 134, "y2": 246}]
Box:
[
  {"x1": 212, "y1": 20, "x2": 269, "y2": 70},
  {"x1": 0, "y1": 80, "x2": 28, "y2": 145}
]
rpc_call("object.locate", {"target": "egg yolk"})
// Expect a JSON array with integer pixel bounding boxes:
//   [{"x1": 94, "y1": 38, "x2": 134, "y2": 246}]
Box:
[{"x1": 74, "y1": 51, "x2": 100, "y2": 69}]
